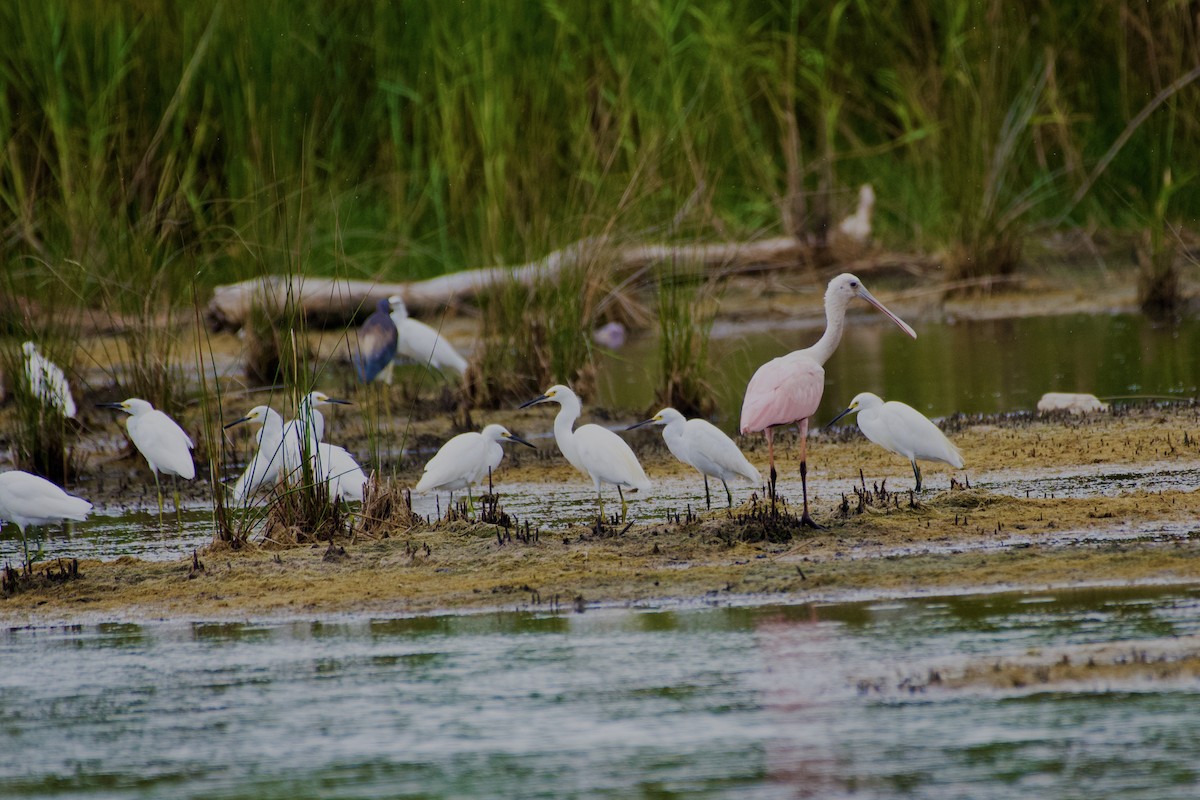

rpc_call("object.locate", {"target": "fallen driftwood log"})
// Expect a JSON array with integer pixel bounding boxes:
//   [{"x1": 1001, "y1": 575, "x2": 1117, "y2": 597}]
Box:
[{"x1": 204, "y1": 236, "x2": 814, "y2": 331}]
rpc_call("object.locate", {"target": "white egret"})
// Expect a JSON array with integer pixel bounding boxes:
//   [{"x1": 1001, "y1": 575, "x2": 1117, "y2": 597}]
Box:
[
  {"x1": 414, "y1": 424, "x2": 534, "y2": 509},
  {"x1": 740, "y1": 273, "x2": 916, "y2": 525},
  {"x1": 0, "y1": 470, "x2": 92, "y2": 563},
  {"x1": 281, "y1": 391, "x2": 351, "y2": 476},
  {"x1": 520, "y1": 384, "x2": 651, "y2": 521},
  {"x1": 827, "y1": 392, "x2": 964, "y2": 491},
  {"x1": 629, "y1": 408, "x2": 760, "y2": 509},
  {"x1": 388, "y1": 295, "x2": 469, "y2": 377},
  {"x1": 99, "y1": 398, "x2": 196, "y2": 521},
  {"x1": 315, "y1": 443, "x2": 368, "y2": 503},
  {"x1": 22, "y1": 341, "x2": 77, "y2": 418},
  {"x1": 225, "y1": 405, "x2": 286, "y2": 502}
]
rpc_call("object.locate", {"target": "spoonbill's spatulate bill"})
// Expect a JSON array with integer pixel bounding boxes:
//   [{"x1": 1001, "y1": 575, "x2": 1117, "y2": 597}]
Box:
[
  {"x1": 629, "y1": 408, "x2": 760, "y2": 509},
  {"x1": 520, "y1": 384, "x2": 650, "y2": 522},
  {"x1": 739, "y1": 273, "x2": 916, "y2": 526},
  {"x1": 827, "y1": 392, "x2": 963, "y2": 491}
]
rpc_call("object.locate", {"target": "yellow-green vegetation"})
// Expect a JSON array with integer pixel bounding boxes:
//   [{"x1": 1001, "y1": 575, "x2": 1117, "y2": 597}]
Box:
[{"x1": 4, "y1": 403, "x2": 1200, "y2": 624}]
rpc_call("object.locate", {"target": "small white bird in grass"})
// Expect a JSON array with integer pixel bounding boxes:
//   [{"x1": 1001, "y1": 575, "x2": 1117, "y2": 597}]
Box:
[
  {"x1": 226, "y1": 404, "x2": 368, "y2": 504},
  {"x1": 388, "y1": 295, "x2": 469, "y2": 378},
  {"x1": 837, "y1": 184, "x2": 876, "y2": 244},
  {"x1": 0, "y1": 470, "x2": 92, "y2": 563},
  {"x1": 281, "y1": 391, "x2": 352, "y2": 476},
  {"x1": 827, "y1": 392, "x2": 964, "y2": 491},
  {"x1": 99, "y1": 398, "x2": 196, "y2": 521},
  {"x1": 415, "y1": 424, "x2": 535, "y2": 510},
  {"x1": 314, "y1": 443, "x2": 369, "y2": 503},
  {"x1": 520, "y1": 384, "x2": 651, "y2": 522},
  {"x1": 225, "y1": 405, "x2": 287, "y2": 502},
  {"x1": 629, "y1": 408, "x2": 761, "y2": 509},
  {"x1": 22, "y1": 341, "x2": 77, "y2": 418}
]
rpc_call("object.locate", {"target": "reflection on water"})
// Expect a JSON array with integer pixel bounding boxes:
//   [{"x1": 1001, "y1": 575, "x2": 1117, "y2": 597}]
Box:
[
  {"x1": 2, "y1": 585, "x2": 1199, "y2": 798},
  {"x1": 598, "y1": 313, "x2": 1200, "y2": 427}
]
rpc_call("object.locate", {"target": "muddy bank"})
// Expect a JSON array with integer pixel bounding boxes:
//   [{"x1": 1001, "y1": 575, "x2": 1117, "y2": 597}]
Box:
[{"x1": 3, "y1": 403, "x2": 1200, "y2": 628}]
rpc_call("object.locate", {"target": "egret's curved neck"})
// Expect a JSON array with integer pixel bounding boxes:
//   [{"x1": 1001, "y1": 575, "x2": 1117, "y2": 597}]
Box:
[
  {"x1": 807, "y1": 297, "x2": 850, "y2": 366},
  {"x1": 261, "y1": 412, "x2": 285, "y2": 443},
  {"x1": 552, "y1": 399, "x2": 585, "y2": 473},
  {"x1": 662, "y1": 417, "x2": 686, "y2": 444}
]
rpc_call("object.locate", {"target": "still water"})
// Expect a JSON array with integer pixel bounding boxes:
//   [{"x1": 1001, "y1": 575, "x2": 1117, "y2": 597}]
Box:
[
  {"x1": 598, "y1": 312, "x2": 1200, "y2": 425},
  {"x1": 3, "y1": 586, "x2": 1199, "y2": 798}
]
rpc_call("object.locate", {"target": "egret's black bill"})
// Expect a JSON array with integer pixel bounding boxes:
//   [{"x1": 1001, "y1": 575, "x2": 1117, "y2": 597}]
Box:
[
  {"x1": 96, "y1": 402, "x2": 125, "y2": 410},
  {"x1": 626, "y1": 418, "x2": 656, "y2": 431},
  {"x1": 823, "y1": 406, "x2": 856, "y2": 430},
  {"x1": 223, "y1": 416, "x2": 251, "y2": 429},
  {"x1": 505, "y1": 433, "x2": 536, "y2": 449},
  {"x1": 326, "y1": 397, "x2": 352, "y2": 405},
  {"x1": 518, "y1": 394, "x2": 548, "y2": 409}
]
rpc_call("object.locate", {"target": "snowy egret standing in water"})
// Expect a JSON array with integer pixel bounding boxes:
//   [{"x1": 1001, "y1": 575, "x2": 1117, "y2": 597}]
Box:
[
  {"x1": 827, "y1": 392, "x2": 963, "y2": 491},
  {"x1": 415, "y1": 424, "x2": 534, "y2": 511},
  {"x1": 0, "y1": 470, "x2": 92, "y2": 563},
  {"x1": 388, "y1": 295, "x2": 468, "y2": 378},
  {"x1": 520, "y1": 385, "x2": 651, "y2": 521},
  {"x1": 740, "y1": 273, "x2": 916, "y2": 526},
  {"x1": 22, "y1": 341, "x2": 77, "y2": 418},
  {"x1": 99, "y1": 398, "x2": 195, "y2": 521},
  {"x1": 629, "y1": 408, "x2": 760, "y2": 509},
  {"x1": 354, "y1": 298, "x2": 399, "y2": 383}
]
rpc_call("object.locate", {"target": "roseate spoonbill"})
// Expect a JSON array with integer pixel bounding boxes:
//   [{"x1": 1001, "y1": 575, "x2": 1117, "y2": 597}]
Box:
[
  {"x1": 740, "y1": 273, "x2": 916, "y2": 526},
  {"x1": 22, "y1": 341, "x2": 77, "y2": 418},
  {"x1": 628, "y1": 407, "x2": 760, "y2": 509},
  {"x1": 354, "y1": 298, "x2": 399, "y2": 383},
  {"x1": 388, "y1": 296, "x2": 469, "y2": 377},
  {"x1": 0, "y1": 470, "x2": 92, "y2": 563},
  {"x1": 414, "y1": 424, "x2": 535, "y2": 510},
  {"x1": 827, "y1": 392, "x2": 963, "y2": 491},
  {"x1": 98, "y1": 398, "x2": 196, "y2": 521},
  {"x1": 520, "y1": 384, "x2": 651, "y2": 521}
]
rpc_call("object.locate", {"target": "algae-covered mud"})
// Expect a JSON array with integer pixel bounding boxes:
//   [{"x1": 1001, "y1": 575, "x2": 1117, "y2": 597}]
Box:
[{"x1": 4, "y1": 402, "x2": 1200, "y2": 628}]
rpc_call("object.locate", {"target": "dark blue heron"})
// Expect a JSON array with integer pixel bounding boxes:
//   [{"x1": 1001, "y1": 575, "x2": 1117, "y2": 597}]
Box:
[{"x1": 354, "y1": 298, "x2": 399, "y2": 383}]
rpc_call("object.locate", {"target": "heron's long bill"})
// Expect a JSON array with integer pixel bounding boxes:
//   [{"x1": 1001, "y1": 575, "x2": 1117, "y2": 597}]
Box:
[
  {"x1": 824, "y1": 405, "x2": 859, "y2": 430},
  {"x1": 857, "y1": 287, "x2": 917, "y2": 339},
  {"x1": 518, "y1": 394, "x2": 549, "y2": 409},
  {"x1": 223, "y1": 416, "x2": 251, "y2": 429},
  {"x1": 626, "y1": 417, "x2": 657, "y2": 431}
]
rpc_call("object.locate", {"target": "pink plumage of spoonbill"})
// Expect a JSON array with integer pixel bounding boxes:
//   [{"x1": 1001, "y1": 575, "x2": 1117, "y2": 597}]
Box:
[{"x1": 740, "y1": 273, "x2": 916, "y2": 526}]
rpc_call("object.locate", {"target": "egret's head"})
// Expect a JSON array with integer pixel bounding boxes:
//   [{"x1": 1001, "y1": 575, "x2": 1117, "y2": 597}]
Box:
[
  {"x1": 826, "y1": 273, "x2": 916, "y2": 340},
  {"x1": 387, "y1": 295, "x2": 408, "y2": 318},
  {"x1": 627, "y1": 407, "x2": 682, "y2": 430},
  {"x1": 304, "y1": 391, "x2": 350, "y2": 409},
  {"x1": 518, "y1": 384, "x2": 573, "y2": 409},
  {"x1": 488, "y1": 424, "x2": 535, "y2": 449},
  {"x1": 858, "y1": 184, "x2": 875, "y2": 210},
  {"x1": 847, "y1": 392, "x2": 883, "y2": 411},
  {"x1": 21, "y1": 341, "x2": 36, "y2": 356},
  {"x1": 98, "y1": 398, "x2": 153, "y2": 415},
  {"x1": 224, "y1": 404, "x2": 273, "y2": 429}
]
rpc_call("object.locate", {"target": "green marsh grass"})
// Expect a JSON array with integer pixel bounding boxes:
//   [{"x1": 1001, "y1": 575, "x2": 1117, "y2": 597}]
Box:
[{"x1": 654, "y1": 266, "x2": 718, "y2": 417}]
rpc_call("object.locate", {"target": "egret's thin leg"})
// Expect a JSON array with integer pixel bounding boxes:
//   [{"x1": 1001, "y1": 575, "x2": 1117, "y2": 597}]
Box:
[
  {"x1": 467, "y1": 486, "x2": 475, "y2": 515},
  {"x1": 722, "y1": 479, "x2": 732, "y2": 508},
  {"x1": 703, "y1": 475, "x2": 711, "y2": 510},
  {"x1": 912, "y1": 460, "x2": 922, "y2": 492},
  {"x1": 618, "y1": 485, "x2": 627, "y2": 522},
  {"x1": 597, "y1": 487, "x2": 605, "y2": 524},
  {"x1": 154, "y1": 472, "x2": 164, "y2": 529},
  {"x1": 173, "y1": 474, "x2": 183, "y2": 530}
]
